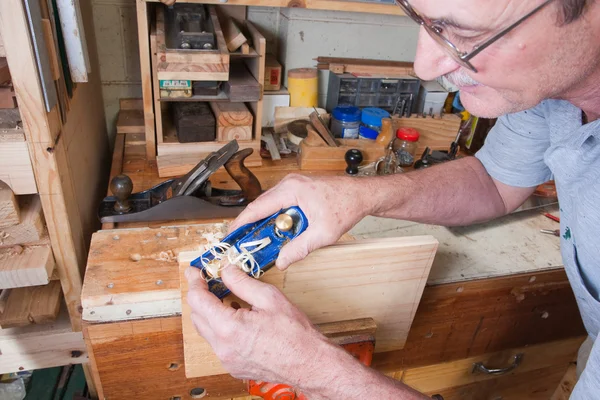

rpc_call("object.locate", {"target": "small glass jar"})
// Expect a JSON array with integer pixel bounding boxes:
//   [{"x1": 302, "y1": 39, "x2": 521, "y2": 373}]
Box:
[
  {"x1": 331, "y1": 105, "x2": 361, "y2": 139},
  {"x1": 393, "y1": 128, "x2": 420, "y2": 167}
]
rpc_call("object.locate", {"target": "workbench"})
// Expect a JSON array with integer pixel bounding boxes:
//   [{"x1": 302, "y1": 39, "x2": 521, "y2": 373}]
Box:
[{"x1": 82, "y1": 132, "x2": 586, "y2": 400}]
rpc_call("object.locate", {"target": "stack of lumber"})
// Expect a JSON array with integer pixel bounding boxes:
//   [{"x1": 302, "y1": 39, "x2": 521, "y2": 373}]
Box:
[
  {"x1": 0, "y1": 182, "x2": 60, "y2": 329},
  {"x1": 315, "y1": 56, "x2": 416, "y2": 77}
]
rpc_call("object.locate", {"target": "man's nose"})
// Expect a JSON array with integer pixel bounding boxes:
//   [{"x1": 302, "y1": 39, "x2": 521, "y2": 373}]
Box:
[{"x1": 413, "y1": 27, "x2": 461, "y2": 80}]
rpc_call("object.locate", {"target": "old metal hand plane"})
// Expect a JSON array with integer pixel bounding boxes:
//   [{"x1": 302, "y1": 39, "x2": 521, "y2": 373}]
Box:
[{"x1": 98, "y1": 140, "x2": 262, "y2": 223}]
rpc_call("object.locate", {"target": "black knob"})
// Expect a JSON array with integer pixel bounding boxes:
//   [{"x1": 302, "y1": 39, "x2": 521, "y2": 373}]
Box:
[
  {"x1": 110, "y1": 174, "x2": 133, "y2": 213},
  {"x1": 345, "y1": 149, "x2": 363, "y2": 175}
]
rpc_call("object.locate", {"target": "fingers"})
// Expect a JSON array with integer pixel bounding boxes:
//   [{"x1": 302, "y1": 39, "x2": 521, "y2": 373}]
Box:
[
  {"x1": 185, "y1": 267, "x2": 234, "y2": 320},
  {"x1": 275, "y1": 228, "x2": 322, "y2": 270},
  {"x1": 220, "y1": 265, "x2": 280, "y2": 310},
  {"x1": 228, "y1": 187, "x2": 295, "y2": 233}
]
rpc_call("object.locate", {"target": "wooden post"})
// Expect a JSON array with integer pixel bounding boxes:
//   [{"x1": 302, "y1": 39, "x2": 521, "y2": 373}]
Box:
[{"x1": 136, "y1": 0, "x2": 156, "y2": 160}]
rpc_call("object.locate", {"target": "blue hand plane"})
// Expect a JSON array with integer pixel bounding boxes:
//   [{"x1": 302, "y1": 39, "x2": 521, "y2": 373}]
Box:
[{"x1": 190, "y1": 206, "x2": 308, "y2": 299}]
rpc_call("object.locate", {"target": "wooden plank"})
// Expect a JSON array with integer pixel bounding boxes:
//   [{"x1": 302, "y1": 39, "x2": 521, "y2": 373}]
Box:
[
  {"x1": 0, "y1": 281, "x2": 62, "y2": 328},
  {"x1": 0, "y1": 308, "x2": 86, "y2": 374},
  {"x1": 0, "y1": 136, "x2": 37, "y2": 195},
  {"x1": 116, "y1": 109, "x2": 144, "y2": 134},
  {"x1": 223, "y1": 62, "x2": 261, "y2": 102},
  {"x1": 178, "y1": 235, "x2": 437, "y2": 378},
  {"x1": 393, "y1": 115, "x2": 461, "y2": 155},
  {"x1": 0, "y1": 195, "x2": 45, "y2": 246},
  {"x1": 137, "y1": 0, "x2": 156, "y2": 160},
  {"x1": 150, "y1": 24, "x2": 165, "y2": 145},
  {"x1": 299, "y1": 138, "x2": 385, "y2": 170},
  {"x1": 400, "y1": 336, "x2": 584, "y2": 393},
  {"x1": 120, "y1": 98, "x2": 143, "y2": 110},
  {"x1": 0, "y1": 244, "x2": 55, "y2": 289},
  {"x1": 157, "y1": 150, "x2": 262, "y2": 177},
  {"x1": 0, "y1": 180, "x2": 19, "y2": 228},
  {"x1": 550, "y1": 363, "x2": 578, "y2": 400},
  {"x1": 210, "y1": 101, "x2": 253, "y2": 141}
]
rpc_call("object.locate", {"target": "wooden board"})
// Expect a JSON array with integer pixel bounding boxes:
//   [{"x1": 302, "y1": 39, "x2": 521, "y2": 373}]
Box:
[
  {"x1": 210, "y1": 101, "x2": 253, "y2": 141},
  {"x1": 0, "y1": 180, "x2": 19, "y2": 228},
  {"x1": 0, "y1": 57, "x2": 10, "y2": 84},
  {"x1": 178, "y1": 235, "x2": 438, "y2": 378},
  {"x1": 0, "y1": 195, "x2": 45, "y2": 246},
  {"x1": 392, "y1": 115, "x2": 461, "y2": 156},
  {"x1": 221, "y1": 18, "x2": 247, "y2": 52},
  {"x1": 0, "y1": 308, "x2": 86, "y2": 374},
  {"x1": 223, "y1": 62, "x2": 261, "y2": 102},
  {"x1": 116, "y1": 109, "x2": 144, "y2": 134},
  {"x1": 0, "y1": 281, "x2": 62, "y2": 328},
  {"x1": 0, "y1": 131, "x2": 37, "y2": 195},
  {"x1": 299, "y1": 138, "x2": 385, "y2": 170},
  {"x1": 551, "y1": 363, "x2": 578, "y2": 400},
  {"x1": 0, "y1": 244, "x2": 55, "y2": 289}
]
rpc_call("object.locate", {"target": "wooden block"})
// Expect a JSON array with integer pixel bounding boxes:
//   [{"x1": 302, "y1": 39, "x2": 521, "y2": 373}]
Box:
[
  {"x1": 393, "y1": 114, "x2": 462, "y2": 155},
  {"x1": 0, "y1": 114, "x2": 36, "y2": 194},
  {"x1": 0, "y1": 245, "x2": 55, "y2": 289},
  {"x1": 223, "y1": 62, "x2": 260, "y2": 102},
  {"x1": 116, "y1": 109, "x2": 144, "y2": 135},
  {"x1": 0, "y1": 180, "x2": 19, "y2": 228},
  {"x1": 172, "y1": 102, "x2": 216, "y2": 143},
  {"x1": 0, "y1": 195, "x2": 45, "y2": 246},
  {"x1": 264, "y1": 54, "x2": 282, "y2": 91},
  {"x1": 209, "y1": 101, "x2": 253, "y2": 141},
  {"x1": 299, "y1": 138, "x2": 386, "y2": 170},
  {"x1": 222, "y1": 18, "x2": 247, "y2": 52},
  {"x1": 0, "y1": 309, "x2": 86, "y2": 373},
  {"x1": 240, "y1": 42, "x2": 250, "y2": 55},
  {"x1": 551, "y1": 363, "x2": 577, "y2": 400},
  {"x1": 0, "y1": 57, "x2": 10, "y2": 84},
  {"x1": 178, "y1": 235, "x2": 438, "y2": 378},
  {"x1": 119, "y1": 98, "x2": 143, "y2": 110},
  {"x1": 0, "y1": 289, "x2": 9, "y2": 314},
  {"x1": 0, "y1": 281, "x2": 62, "y2": 328}
]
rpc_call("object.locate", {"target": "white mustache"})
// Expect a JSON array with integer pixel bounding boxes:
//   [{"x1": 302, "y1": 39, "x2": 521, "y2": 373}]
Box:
[{"x1": 444, "y1": 71, "x2": 480, "y2": 87}]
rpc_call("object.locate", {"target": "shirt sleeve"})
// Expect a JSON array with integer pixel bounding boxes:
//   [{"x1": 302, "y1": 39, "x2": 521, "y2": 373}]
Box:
[
  {"x1": 572, "y1": 338, "x2": 600, "y2": 399},
  {"x1": 475, "y1": 103, "x2": 553, "y2": 187}
]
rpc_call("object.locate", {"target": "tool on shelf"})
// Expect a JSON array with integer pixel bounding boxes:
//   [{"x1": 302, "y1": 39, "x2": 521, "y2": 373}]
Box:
[
  {"x1": 414, "y1": 129, "x2": 463, "y2": 169},
  {"x1": 98, "y1": 140, "x2": 262, "y2": 223},
  {"x1": 345, "y1": 149, "x2": 363, "y2": 175},
  {"x1": 540, "y1": 229, "x2": 560, "y2": 237},
  {"x1": 544, "y1": 213, "x2": 560, "y2": 223},
  {"x1": 164, "y1": 3, "x2": 215, "y2": 50},
  {"x1": 191, "y1": 206, "x2": 309, "y2": 299}
]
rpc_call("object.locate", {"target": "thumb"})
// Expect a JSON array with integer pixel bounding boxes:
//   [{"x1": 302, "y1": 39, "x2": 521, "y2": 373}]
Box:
[
  {"x1": 275, "y1": 228, "x2": 320, "y2": 270},
  {"x1": 220, "y1": 264, "x2": 275, "y2": 310}
]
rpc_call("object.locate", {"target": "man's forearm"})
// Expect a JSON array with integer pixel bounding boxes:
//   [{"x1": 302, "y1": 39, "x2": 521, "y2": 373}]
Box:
[
  {"x1": 359, "y1": 156, "x2": 508, "y2": 226},
  {"x1": 299, "y1": 341, "x2": 427, "y2": 400}
]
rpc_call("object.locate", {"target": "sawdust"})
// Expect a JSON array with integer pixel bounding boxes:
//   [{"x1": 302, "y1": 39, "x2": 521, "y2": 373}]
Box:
[
  {"x1": 0, "y1": 231, "x2": 10, "y2": 246},
  {"x1": 0, "y1": 245, "x2": 32, "y2": 261}
]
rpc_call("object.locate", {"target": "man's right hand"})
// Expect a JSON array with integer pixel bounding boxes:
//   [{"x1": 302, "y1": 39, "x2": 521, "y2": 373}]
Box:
[{"x1": 228, "y1": 174, "x2": 370, "y2": 270}]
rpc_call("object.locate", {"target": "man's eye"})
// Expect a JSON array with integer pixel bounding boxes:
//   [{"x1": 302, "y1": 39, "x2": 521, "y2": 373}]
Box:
[{"x1": 432, "y1": 25, "x2": 444, "y2": 34}]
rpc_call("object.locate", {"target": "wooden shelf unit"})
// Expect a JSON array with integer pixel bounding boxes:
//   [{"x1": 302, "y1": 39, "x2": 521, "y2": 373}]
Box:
[
  {"x1": 146, "y1": 3, "x2": 266, "y2": 175},
  {"x1": 0, "y1": 0, "x2": 108, "y2": 394}
]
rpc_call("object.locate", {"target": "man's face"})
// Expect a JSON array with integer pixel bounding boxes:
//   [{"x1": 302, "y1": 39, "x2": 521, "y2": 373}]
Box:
[{"x1": 410, "y1": 0, "x2": 600, "y2": 118}]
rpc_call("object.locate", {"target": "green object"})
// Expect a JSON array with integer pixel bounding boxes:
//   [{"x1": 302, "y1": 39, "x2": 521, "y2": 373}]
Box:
[
  {"x1": 50, "y1": 0, "x2": 73, "y2": 97},
  {"x1": 563, "y1": 227, "x2": 571, "y2": 240},
  {"x1": 24, "y1": 367, "x2": 61, "y2": 400},
  {"x1": 60, "y1": 365, "x2": 86, "y2": 400},
  {"x1": 159, "y1": 80, "x2": 192, "y2": 89}
]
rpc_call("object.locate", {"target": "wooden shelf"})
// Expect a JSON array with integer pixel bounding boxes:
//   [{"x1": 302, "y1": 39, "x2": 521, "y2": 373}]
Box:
[
  {"x1": 229, "y1": 48, "x2": 259, "y2": 58},
  {"x1": 159, "y1": 91, "x2": 229, "y2": 102},
  {"x1": 145, "y1": 0, "x2": 404, "y2": 16}
]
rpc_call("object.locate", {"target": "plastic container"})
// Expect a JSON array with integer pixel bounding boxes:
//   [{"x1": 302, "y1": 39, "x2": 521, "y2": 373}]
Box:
[
  {"x1": 393, "y1": 128, "x2": 420, "y2": 167},
  {"x1": 288, "y1": 68, "x2": 318, "y2": 107},
  {"x1": 331, "y1": 105, "x2": 361, "y2": 139},
  {"x1": 358, "y1": 125, "x2": 379, "y2": 140},
  {"x1": 360, "y1": 107, "x2": 390, "y2": 132}
]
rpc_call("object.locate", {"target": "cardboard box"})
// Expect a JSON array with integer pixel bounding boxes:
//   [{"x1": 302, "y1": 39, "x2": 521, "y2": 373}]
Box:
[{"x1": 264, "y1": 54, "x2": 282, "y2": 91}]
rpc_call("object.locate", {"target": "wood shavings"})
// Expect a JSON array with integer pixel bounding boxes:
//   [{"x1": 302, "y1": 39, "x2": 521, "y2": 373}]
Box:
[
  {"x1": 129, "y1": 250, "x2": 177, "y2": 263},
  {"x1": 0, "y1": 231, "x2": 10, "y2": 245},
  {"x1": 200, "y1": 237, "x2": 271, "y2": 281}
]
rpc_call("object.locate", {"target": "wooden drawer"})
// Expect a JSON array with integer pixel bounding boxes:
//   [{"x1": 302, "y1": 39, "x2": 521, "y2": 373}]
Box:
[{"x1": 396, "y1": 336, "x2": 584, "y2": 399}]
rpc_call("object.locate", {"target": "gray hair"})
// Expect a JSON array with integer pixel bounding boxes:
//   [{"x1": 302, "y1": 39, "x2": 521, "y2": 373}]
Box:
[{"x1": 560, "y1": 0, "x2": 591, "y2": 23}]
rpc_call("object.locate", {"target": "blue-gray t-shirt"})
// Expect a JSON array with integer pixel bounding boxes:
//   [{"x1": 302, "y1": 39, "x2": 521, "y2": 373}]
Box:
[{"x1": 476, "y1": 99, "x2": 600, "y2": 398}]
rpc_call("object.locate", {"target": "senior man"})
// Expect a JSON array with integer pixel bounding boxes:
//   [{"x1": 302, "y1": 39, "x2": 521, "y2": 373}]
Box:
[{"x1": 185, "y1": 0, "x2": 600, "y2": 398}]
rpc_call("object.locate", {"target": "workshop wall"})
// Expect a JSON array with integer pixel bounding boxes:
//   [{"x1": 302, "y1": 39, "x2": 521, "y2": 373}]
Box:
[{"x1": 90, "y1": 2, "x2": 418, "y2": 145}]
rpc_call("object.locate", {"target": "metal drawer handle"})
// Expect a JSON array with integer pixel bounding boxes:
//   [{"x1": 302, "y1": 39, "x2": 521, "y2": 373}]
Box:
[{"x1": 472, "y1": 353, "x2": 524, "y2": 375}]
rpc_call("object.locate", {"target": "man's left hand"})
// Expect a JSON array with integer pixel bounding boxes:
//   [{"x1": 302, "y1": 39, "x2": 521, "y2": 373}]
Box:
[{"x1": 185, "y1": 265, "x2": 336, "y2": 387}]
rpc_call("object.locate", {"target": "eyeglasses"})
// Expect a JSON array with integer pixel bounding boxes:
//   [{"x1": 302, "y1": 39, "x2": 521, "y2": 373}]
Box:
[{"x1": 395, "y1": 0, "x2": 554, "y2": 73}]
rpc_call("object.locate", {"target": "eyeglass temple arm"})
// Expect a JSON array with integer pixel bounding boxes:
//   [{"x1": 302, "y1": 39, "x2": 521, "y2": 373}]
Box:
[{"x1": 462, "y1": 0, "x2": 554, "y2": 61}]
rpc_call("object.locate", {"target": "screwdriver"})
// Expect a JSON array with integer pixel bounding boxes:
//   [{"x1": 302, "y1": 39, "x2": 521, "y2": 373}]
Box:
[{"x1": 540, "y1": 229, "x2": 560, "y2": 237}]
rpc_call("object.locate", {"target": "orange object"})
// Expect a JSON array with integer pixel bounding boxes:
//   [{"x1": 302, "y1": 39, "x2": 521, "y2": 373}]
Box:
[{"x1": 248, "y1": 340, "x2": 374, "y2": 400}]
